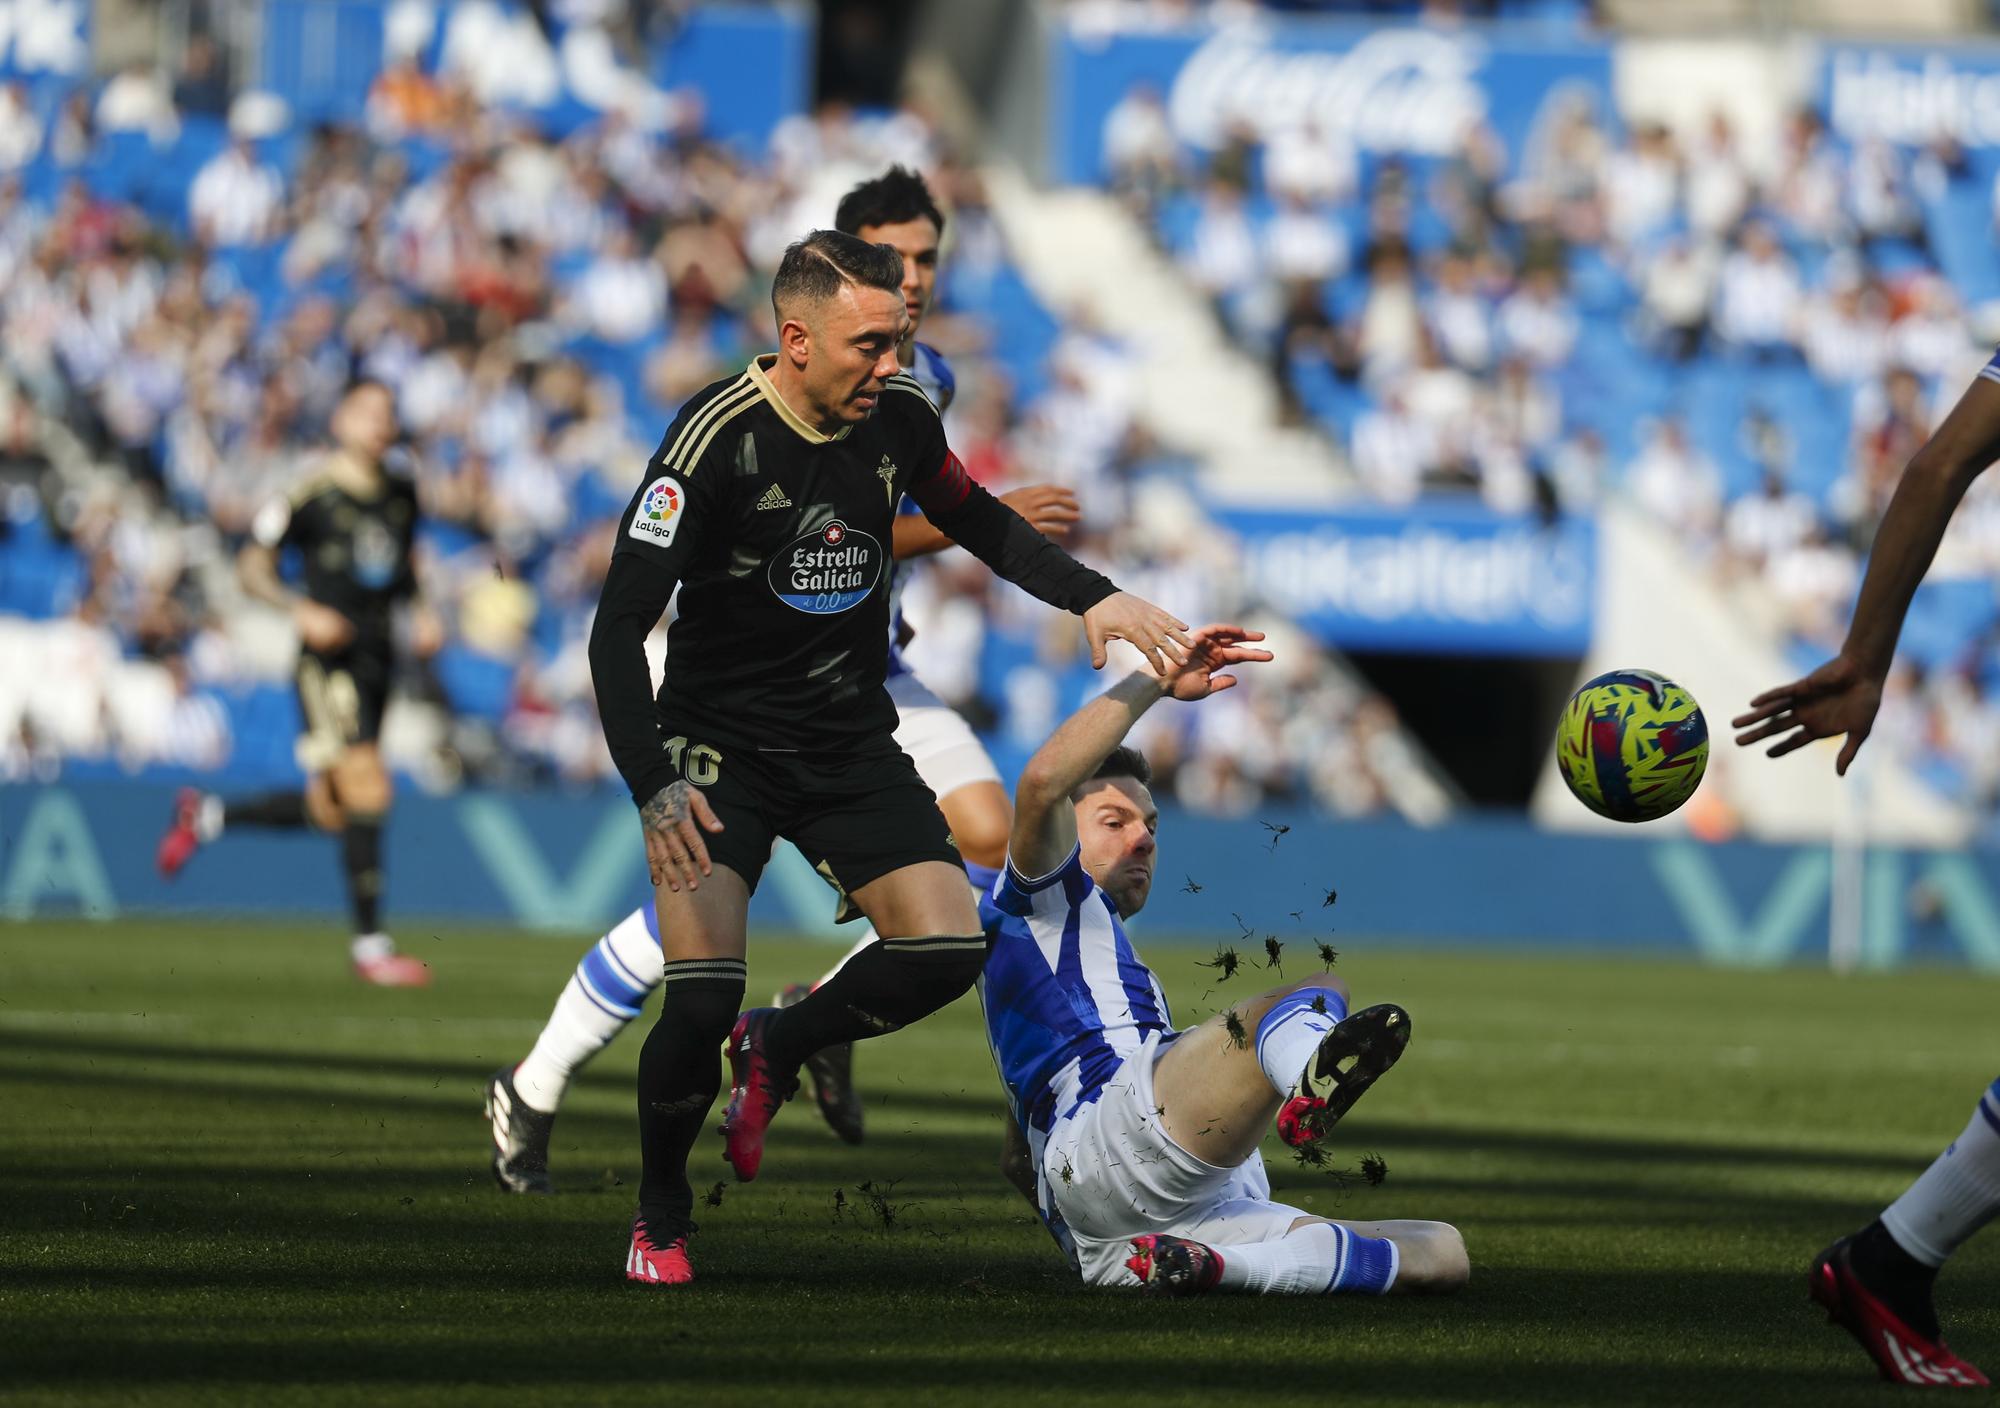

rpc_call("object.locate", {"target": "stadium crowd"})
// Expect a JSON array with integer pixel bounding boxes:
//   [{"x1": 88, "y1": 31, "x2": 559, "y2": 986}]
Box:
[
  {"x1": 0, "y1": 49, "x2": 1442, "y2": 819},
  {"x1": 1107, "y1": 71, "x2": 2000, "y2": 812}
]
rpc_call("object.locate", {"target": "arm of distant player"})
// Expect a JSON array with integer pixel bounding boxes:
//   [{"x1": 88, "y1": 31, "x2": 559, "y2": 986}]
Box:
[
  {"x1": 241, "y1": 496, "x2": 354, "y2": 653},
  {"x1": 906, "y1": 453, "x2": 1189, "y2": 673},
  {"x1": 589, "y1": 482, "x2": 724, "y2": 893},
  {"x1": 891, "y1": 484, "x2": 1081, "y2": 561},
  {"x1": 1010, "y1": 625, "x2": 1272, "y2": 877},
  {"x1": 1733, "y1": 375, "x2": 2000, "y2": 774}
]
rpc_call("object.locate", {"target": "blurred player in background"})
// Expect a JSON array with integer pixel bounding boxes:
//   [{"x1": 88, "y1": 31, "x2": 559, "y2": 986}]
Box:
[
  {"x1": 590, "y1": 229, "x2": 1185, "y2": 1285},
  {"x1": 1734, "y1": 362, "x2": 2000, "y2": 1387},
  {"x1": 156, "y1": 380, "x2": 433, "y2": 989},
  {"x1": 982, "y1": 624, "x2": 1468, "y2": 1295},
  {"x1": 487, "y1": 168, "x2": 1078, "y2": 1190}
]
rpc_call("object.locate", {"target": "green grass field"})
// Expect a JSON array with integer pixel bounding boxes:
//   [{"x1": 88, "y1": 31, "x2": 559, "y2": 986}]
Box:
[{"x1": 0, "y1": 920, "x2": 1994, "y2": 1407}]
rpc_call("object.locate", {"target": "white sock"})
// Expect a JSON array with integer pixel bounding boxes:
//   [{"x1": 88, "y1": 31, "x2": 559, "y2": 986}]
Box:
[
  {"x1": 1254, "y1": 986, "x2": 1347, "y2": 1097},
  {"x1": 196, "y1": 794, "x2": 224, "y2": 843},
  {"x1": 1882, "y1": 1079, "x2": 2000, "y2": 1267},
  {"x1": 350, "y1": 932, "x2": 395, "y2": 963},
  {"x1": 1211, "y1": 1223, "x2": 1400, "y2": 1295},
  {"x1": 513, "y1": 907, "x2": 662, "y2": 1115}
]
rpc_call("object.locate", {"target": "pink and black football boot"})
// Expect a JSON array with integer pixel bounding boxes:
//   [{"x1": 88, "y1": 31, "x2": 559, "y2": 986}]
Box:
[
  {"x1": 1276, "y1": 1003, "x2": 1411, "y2": 1149},
  {"x1": 625, "y1": 1215, "x2": 694, "y2": 1286},
  {"x1": 720, "y1": 1008, "x2": 798, "y2": 1182},
  {"x1": 1127, "y1": 1235, "x2": 1225, "y2": 1295},
  {"x1": 156, "y1": 787, "x2": 209, "y2": 879},
  {"x1": 1811, "y1": 1231, "x2": 1988, "y2": 1387}
]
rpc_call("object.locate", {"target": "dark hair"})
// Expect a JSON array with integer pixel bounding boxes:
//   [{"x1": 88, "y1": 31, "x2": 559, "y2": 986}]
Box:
[
  {"x1": 770, "y1": 229, "x2": 904, "y2": 320},
  {"x1": 1090, "y1": 746, "x2": 1153, "y2": 789},
  {"x1": 835, "y1": 166, "x2": 947, "y2": 240}
]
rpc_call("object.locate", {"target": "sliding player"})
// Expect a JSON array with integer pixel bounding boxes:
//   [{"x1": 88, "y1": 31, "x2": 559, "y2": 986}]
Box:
[{"x1": 983, "y1": 623, "x2": 1469, "y2": 1295}]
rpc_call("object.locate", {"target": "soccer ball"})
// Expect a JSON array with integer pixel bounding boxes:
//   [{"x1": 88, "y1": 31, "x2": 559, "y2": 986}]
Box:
[{"x1": 1556, "y1": 668, "x2": 1709, "y2": 823}]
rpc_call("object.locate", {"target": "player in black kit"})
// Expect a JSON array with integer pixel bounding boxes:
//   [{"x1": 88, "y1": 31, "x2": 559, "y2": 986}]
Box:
[
  {"x1": 157, "y1": 380, "x2": 433, "y2": 987},
  {"x1": 595, "y1": 230, "x2": 1190, "y2": 1285}
]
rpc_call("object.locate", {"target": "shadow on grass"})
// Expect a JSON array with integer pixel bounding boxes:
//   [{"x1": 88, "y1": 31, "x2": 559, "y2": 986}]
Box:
[{"x1": 5, "y1": 1262, "x2": 1992, "y2": 1408}]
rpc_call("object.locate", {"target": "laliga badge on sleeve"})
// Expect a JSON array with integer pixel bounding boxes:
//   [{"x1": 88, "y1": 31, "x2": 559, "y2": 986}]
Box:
[{"x1": 629, "y1": 477, "x2": 686, "y2": 549}]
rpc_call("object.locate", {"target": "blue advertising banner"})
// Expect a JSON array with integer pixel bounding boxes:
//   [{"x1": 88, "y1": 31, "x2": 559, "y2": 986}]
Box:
[
  {"x1": 5, "y1": 783, "x2": 1998, "y2": 972},
  {"x1": 1210, "y1": 501, "x2": 1595, "y2": 656},
  {"x1": 1821, "y1": 41, "x2": 2000, "y2": 150},
  {"x1": 1050, "y1": 18, "x2": 1612, "y2": 187},
  {"x1": 261, "y1": 0, "x2": 809, "y2": 146},
  {"x1": 0, "y1": 0, "x2": 87, "y2": 78}
]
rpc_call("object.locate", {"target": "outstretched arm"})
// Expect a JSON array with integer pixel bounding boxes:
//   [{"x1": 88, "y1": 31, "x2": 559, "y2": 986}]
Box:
[
  {"x1": 906, "y1": 454, "x2": 1190, "y2": 673},
  {"x1": 1733, "y1": 375, "x2": 2000, "y2": 773},
  {"x1": 893, "y1": 484, "x2": 1080, "y2": 561},
  {"x1": 1009, "y1": 625, "x2": 1272, "y2": 877}
]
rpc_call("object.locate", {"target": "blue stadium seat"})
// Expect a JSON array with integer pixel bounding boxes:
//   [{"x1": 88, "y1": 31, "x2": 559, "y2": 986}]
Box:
[
  {"x1": 223, "y1": 683, "x2": 305, "y2": 780},
  {"x1": 1922, "y1": 168, "x2": 2000, "y2": 307},
  {"x1": 435, "y1": 646, "x2": 516, "y2": 722},
  {"x1": 1895, "y1": 578, "x2": 1999, "y2": 673}
]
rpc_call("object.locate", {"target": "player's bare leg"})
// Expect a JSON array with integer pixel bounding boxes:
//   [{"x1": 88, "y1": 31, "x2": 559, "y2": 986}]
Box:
[
  {"x1": 323, "y1": 742, "x2": 424, "y2": 987},
  {"x1": 1129, "y1": 1216, "x2": 1468, "y2": 1297},
  {"x1": 1150, "y1": 974, "x2": 1390, "y2": 1168},
  {"x1": 1121, "y1": 973, "x2": 1448, "y2": 1298},
  {"x1": 726, "y1": 860, "x2": 984, "y2": 1180},
  {"x1": 628, "y1": 865, "x2": 750, "y2": 1286},
  {"x1": 784, "y1": 780, "x2": 1013, "y2": 1144}
]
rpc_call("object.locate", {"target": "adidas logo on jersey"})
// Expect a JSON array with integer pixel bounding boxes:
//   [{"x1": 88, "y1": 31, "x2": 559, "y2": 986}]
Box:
[{"x1": 755, "y1": 484, "x2": 794, "y2": 511}]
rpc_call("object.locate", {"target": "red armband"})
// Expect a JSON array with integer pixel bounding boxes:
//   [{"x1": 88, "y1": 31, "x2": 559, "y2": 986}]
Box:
[{"x1": 907, "y1": 450, "x2": 973, "y2": 516}]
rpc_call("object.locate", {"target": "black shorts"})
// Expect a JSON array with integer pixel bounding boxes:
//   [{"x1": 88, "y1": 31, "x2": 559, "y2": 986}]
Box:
[
  {"x1": 662, "y1": 724, "x2": 961, "y2": 922},
  {"x1": 295, "y1": 643, "x2": 391, "y2": 771}
]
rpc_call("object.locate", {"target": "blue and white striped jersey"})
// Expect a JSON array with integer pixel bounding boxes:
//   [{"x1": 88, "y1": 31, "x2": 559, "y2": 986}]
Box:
[
  {"x1": 1980, "y1": 347, "x2": 2000, "y2": 385},
  {"x1": 886, "y1": 341, "x2": 957, "y2": 680},
  {"x1": 978, "y1": 845, "x2": 1173, "y2": 1143}
]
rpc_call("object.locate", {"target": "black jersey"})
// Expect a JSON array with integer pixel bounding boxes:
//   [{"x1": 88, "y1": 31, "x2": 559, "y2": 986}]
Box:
[
  {"x1": 592, "y1": 356, "x2": 1118, "y2": 806},
  {"x1": 252, "y1": 455, "x2": 419, "y2": 647}
]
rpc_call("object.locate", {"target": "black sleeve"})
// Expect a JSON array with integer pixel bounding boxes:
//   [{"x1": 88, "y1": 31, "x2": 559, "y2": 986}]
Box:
[
  {"x1": 906, "y1": 450, "x2": 1118, "y2": 615},
  {"x1": 589, "y1": 553, "x2": 680, "y2": 806},
  {"x1": 590, "y1": 465, "x2": 717, "y2": 806}
]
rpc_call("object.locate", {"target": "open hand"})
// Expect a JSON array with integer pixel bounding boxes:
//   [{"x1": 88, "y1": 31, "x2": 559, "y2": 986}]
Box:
[
  {"x1": 1153, "y1": 623, "x2": 1273, "y2": 700},
  {"x1": 1083, "y1": 591, "x2": 1192, "y2": 675},
  {"x1": 640, "y1": 780, "x2": 726, "y2": 892},
  {"x1": 1731, "y1": 654, "x2": 1885, "y2": 775},
  {"x1": 1000, "y1": 484, "x2": 1081, "y2": 541}
]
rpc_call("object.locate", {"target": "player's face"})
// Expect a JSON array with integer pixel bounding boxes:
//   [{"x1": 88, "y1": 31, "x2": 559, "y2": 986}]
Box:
[
  {"x1": 1073, "y1": 777, "x2": 1158, "y2": 919},
  {"x1": 333, "y1": 385, "x2": 398, "y2": 461},
  {"x1": 805, "y1": 282, "x2": 907, "y2": 424},
  {"x1": 856, "y1": 218, "x2": 941, "y2": 333}
]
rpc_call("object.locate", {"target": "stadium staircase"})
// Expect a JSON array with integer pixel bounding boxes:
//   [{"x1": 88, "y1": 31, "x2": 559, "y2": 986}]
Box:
[{"x1": 984, "y1": 168, "x2": 1355, "y2": 506}]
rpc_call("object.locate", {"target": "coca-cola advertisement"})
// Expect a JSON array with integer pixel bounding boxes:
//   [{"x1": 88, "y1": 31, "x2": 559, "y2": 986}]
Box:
[{"x1": 1051, "y1": 15, "x2": 1612, "y2": 186}]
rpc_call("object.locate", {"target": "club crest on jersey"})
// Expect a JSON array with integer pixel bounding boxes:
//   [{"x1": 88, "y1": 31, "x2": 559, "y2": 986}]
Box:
[
  {"x1": 351, "y1": 518, "x2": 400, "y2": 589},
  {"x1": 768, "y1": 519, "x2": 882, "y2": 614},
  {"x1": 629, "y1": 476, "x2": 685, "y2": 549}
]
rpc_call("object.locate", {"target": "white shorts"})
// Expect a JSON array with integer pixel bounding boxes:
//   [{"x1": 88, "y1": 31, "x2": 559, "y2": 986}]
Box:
[
  {"x1": 1040, "y1": 1029, "x2": 1310, "y2": 1287},
  {"x1": 889, "y1": 672, "x2": 1002, "y2": 802}
]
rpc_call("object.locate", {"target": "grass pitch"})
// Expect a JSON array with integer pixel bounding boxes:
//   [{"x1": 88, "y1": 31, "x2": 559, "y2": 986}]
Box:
[{"x1": 0, "y1": 920, "x2": 1994, "y2": 1407}]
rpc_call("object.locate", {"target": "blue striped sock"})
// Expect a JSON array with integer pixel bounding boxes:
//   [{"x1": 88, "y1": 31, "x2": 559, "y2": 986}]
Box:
[
  {"x1": 1254, "y1": 986, "x2": 1349, "y2": 1097},
  {"x1": 1327, "y1": 1225, "x2": 1400, "y2": 1294},
  {"x1": 514, "y1": 907, "x2": 663, "y2": 1113}
]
